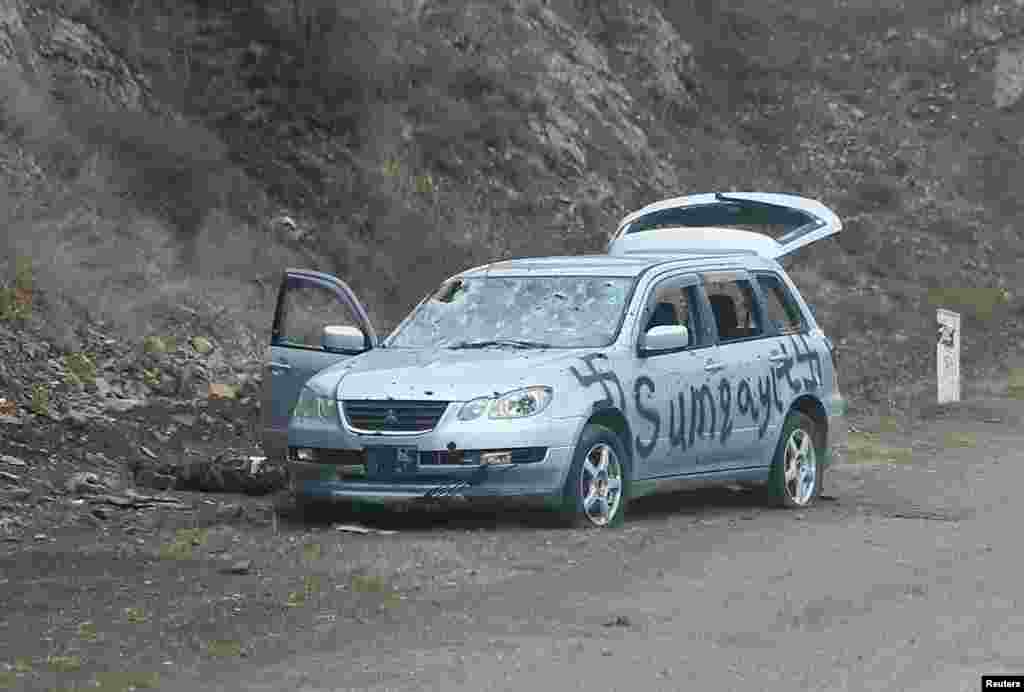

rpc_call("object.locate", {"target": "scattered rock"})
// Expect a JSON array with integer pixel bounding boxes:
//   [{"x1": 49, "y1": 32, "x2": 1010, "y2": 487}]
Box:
[
  {"x1": 139, "y1": 445, "x2": 158, "y2": 459},
  {"x1": 604, "y1": 615, "x2": 632, "y2": 628},
  {"x1": 3, "y1": 486, "x2": 31, "y2": 501},
  {"x1": 216, "y1": 502, "x2": 245, "y2": 521},
  {"x1": 64, "y1": 409, "x2": 93, "y2": 427},
  {"x1": 170, "y1": 413, "x2": 196, "y2": 427},
  {"x1": 135, "y1": 469, "x2": 176, "y2": 492},
  {"x1": 102, "y1": 398, "x2": 145, "y2": 414},
  {"x1": 91, "y1": 491, "x2": 189, "y2": 510},
  {"x1": 178, "y1": 362, "x2": 208, "y2": 397},
  {"x1": 334, "y1": 524, "x2": 397, "y2": 536},
  {"x1": 65, "y1": 472, "x2": 108, "y2": 495},
  {"x1": 0, "y1": 470, "x2": 21, "y2": 483},
  {"x1": 221, "y1": 559, "x2": 252, "y2": 575},
  {"x1": 0, "y1": 398, "x2": 16, "y2": 417},
  {"x1": 91, "y1": 507, "x2": 111, "y2": 520},
  {"x1": 92, "y1": 376, "x2": 116, "y2": 398}
]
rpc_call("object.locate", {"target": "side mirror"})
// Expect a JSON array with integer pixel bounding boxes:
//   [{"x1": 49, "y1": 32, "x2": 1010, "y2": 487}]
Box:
[
  {"x1": 322, "y1": 325, "x2": 367, "y2": 353},
  {"x1": 641, "y1": 324, "x2": 689, "y2": 353}
]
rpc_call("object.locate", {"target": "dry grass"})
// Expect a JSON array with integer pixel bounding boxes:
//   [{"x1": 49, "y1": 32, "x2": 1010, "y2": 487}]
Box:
[
  {"x1": 846, "y1": 432, "x2": 913, "y2": 465},
  {"x1": 1007, "y1": 368, "x2": 1024, "y2": 400},
  {"x1": 158, "y1": 528, "x2": 207, "y2": 561},
  {"x1": 205, "y1": 640, "x2": 242, "y2": 658},
  {"x1": 926, "y1": 287, "x2": 1010, "y2": 323},
  {"x1": 46, "y1": 655, "x2": 82, "y2": 673},
  {"x1": 943, "y1": 431, "x2": 977, "y2": 449}
]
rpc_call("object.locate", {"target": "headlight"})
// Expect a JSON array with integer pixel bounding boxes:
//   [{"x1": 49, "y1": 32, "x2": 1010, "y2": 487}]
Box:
[
  {"x1": 457, "y1": 386, "x2": 553, "y2": 421},
  {"x1": 292, "y1": 387, "x2": 338, "y2": 419}
]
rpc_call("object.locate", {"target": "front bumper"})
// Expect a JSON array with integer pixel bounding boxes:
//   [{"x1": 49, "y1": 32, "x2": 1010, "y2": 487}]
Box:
[
  {"x1": 286, "y1": 412, "x2": 584, "y2": 504},
  {"x1": 289, "y1": 445, "x2": 574, "y2": 504}
]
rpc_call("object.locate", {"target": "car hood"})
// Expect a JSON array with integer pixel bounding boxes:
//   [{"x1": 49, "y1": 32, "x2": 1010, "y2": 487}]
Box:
[{"x1": 303, "y1": 347, "x2": 596, "y2": 401}]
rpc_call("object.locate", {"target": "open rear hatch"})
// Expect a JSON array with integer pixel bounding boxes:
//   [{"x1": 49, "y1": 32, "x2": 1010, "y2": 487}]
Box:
[{"x1": 607, "y1": 192, "x2": 842, "y2": 259}]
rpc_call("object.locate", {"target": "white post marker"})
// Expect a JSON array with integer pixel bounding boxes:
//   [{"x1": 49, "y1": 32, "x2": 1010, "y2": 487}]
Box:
[{"x1": 936, "y1": 308, "x2": 961, "y2": 404}]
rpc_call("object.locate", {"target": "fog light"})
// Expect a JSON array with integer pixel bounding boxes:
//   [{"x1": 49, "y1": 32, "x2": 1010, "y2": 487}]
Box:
[
  {"x1": 480, "y1": 451, "x2": 513, "y2": 466},
  {"x1": 294, "y1": 448, "x2": 315, "y2": 462}
]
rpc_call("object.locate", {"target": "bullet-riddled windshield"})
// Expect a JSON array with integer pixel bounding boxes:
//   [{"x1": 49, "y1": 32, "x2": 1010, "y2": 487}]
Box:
[{"x1": 386, "y1": 276, "x2": 635, "y2": 349}]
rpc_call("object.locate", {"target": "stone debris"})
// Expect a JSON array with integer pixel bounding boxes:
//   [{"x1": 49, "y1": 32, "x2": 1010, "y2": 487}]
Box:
[
  {"x1": 221, "y1": 559, "x2": 252, "y2": 575},
  {"x1": 90, "y1": 490, "x2": 190, "y2": 511},
  {"x1": 155, "y1": 451, "x2": 286, "y2": 495},
  {"x1": 335, "y1": 524, "x2": 398, "y2": 536},
  {"x1": 65, "y1": 471, "x2": 108, "y2": 495}
]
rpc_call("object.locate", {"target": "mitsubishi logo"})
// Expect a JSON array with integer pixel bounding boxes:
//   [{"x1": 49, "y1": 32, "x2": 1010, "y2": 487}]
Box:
[{"x1": 384, "y1": 409, "x2": 400, "y2": 426}]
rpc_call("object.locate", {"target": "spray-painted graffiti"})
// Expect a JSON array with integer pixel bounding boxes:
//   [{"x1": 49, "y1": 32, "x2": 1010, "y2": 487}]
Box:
[
  {"x1": 569, "y1": 335, "x2": 826, "y2": 459},
  {"x1": 568, "y1": 352, "x2": 627, "y2": 412},
  {"x1": 634, "y1": 376, "x2": 659, "y2": 458}
]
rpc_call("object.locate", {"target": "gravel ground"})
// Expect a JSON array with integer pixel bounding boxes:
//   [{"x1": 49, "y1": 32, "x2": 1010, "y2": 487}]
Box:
[{"x1": 3, "y1": 394, "x2": 1024, "y2": 691}]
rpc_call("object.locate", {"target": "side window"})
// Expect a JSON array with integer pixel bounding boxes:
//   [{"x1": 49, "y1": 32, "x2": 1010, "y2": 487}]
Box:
[
  {"x1": 704, "y1": 277, "x2": 763, "y2": 343},
  {"x1": 642, "y1": 277, "x2": 704, "y2": 348},
  {"x1": 756, "y1": 273, "x2": 806, "y2": 335},
  {"x1": 275, "y1": 279, "x2": 362, "y2": 350}
]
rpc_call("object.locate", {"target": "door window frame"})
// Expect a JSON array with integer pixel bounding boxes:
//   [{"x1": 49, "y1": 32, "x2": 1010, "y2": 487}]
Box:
[
  {"x1": 635, "y1": 271, "x2": 713, "y2": 357},
  {"x1": 271, "y1": 271, "x2": 376, "y2": 353},
  {"x1": 698, "y1": 269, "x2": 771, "y2": 346}
]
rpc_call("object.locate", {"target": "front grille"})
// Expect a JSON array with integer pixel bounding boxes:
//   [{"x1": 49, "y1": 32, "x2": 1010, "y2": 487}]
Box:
[{"x1": 342, "y1": 400, "x2": 450, "y2": 433}]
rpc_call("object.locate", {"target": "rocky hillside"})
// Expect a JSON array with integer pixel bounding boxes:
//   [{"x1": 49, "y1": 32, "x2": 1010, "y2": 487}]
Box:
[{"x1": 1, "y1": 0, "x2": 1023, "y2": 435}]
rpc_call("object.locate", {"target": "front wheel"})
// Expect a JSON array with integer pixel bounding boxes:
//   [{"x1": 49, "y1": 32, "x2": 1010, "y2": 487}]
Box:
[
  {"x1": 768, "y1": 411, "x2": 823, "y2": 508},
  {"x1": 558, "y1": 424, "x2": 629, "y2": 528}
]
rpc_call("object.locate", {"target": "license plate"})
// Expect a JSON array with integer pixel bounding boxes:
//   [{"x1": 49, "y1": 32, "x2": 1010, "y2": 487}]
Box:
[{"x1": 366, "y1": 446, "x2": 419, "y2": 477}]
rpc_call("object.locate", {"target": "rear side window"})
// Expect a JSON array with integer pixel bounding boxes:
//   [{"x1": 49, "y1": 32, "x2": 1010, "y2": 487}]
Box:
[
  {"x1": 756, "y1": 273, "x2": 806, "y2": 335},
  {"x1": 704, "y1": 276, "x2": 763, "y2": 342}
]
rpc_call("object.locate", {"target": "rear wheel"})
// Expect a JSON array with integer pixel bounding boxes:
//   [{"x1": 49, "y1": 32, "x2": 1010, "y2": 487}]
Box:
[
  {"x1": 559, "y1": 424, "x2": 629, "y2": 528},
  {"x1": 768, "y1": 411, "x2": 822, "y2": 508}
]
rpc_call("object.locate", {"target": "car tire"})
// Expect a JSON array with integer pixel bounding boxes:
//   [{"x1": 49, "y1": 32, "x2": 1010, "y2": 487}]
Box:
[
  {"x1": 768, "y1": 411, "x2": 823, "y2": 509},
  {"x1": 558, "y1": 424, "x2": 630, "y2": 528}
]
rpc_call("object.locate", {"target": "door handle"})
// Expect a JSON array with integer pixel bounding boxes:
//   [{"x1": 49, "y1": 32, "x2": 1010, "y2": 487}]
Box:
[
  {"x1": 704, "y1": 360, "x2": 726, "y2": 373},
  {"x1": 269, "y1": 361, "x2": 292, "y2": 372}
]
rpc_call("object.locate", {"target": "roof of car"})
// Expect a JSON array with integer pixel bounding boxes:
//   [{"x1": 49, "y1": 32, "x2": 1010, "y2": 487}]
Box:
[{"x1": 459, "y1": 251, "x2": 777, "y2": 278}]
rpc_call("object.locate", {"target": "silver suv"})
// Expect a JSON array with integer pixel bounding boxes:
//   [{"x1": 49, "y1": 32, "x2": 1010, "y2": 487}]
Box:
[{"x1": 261, "y1": 192, "x2": 848, "y2": 528}]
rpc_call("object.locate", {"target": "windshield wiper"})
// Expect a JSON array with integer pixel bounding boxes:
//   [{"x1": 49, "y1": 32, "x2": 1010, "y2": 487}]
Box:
[{"x1": 447, "y1": 339, "x2": 553, "y2": 350}]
